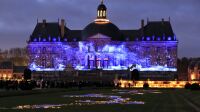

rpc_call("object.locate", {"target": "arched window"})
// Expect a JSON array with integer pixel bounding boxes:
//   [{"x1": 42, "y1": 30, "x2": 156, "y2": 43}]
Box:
[
  {"x1": 42, "y1": 57, "x2": 46, "y2": 67},
  {"x1": 103, "y1": 11, "x2": 105, "y2": 16},
  {"x1": 34, "y1": 38, "x2": 37, "y2": 42},
  {"x1": 146, "y1": 58, "x2": 150, "y2": 67},
  {"x1": 157, "y1": 58, "x2": 161, "y2": 65},
  {"x1": 64, "y1": 38, "x2": 67, "y2": 42},
  {"x1": 33, "y1": 47, "x2": 37, "y2": 53},
  {"x1": 167, "y1": 58, "x2": 171, "y2": 67},
  {"x1": 98, "y1": 11, "x2": 100, "y2": 16},
  {"x1": 167, "y1": 47, "x2": 171, "y2": 53},
  {"x1": 100, "y1": 10, "x2": 102, "y2": 17},
  {"x1": 146, "y1": 47, "x2": 150, "y2": 54},
  {"x1": 63, "y1": 57, "x2": 67, "y2": 65},
  {"x1": 43, "y1": 38, "x2": 46, "y2": 42},
  {"x1": 168, "y1": 37, "x2": 172, "y2": 41},
  {"x1": 52, "y1": 47, "x2": 56, "y2": 53},
  {"x1": 43, "y1": 47, "x2": 46, "y2": 53},
  {"x1": 156, "y1": 47, "x2": 160, "y2": 52},
  {"x1": 157, "y1": 37, "x2": 161, "y2": 41},
  {"x1": 146, "y1": 37, "x2": 150, "y2": 41}
]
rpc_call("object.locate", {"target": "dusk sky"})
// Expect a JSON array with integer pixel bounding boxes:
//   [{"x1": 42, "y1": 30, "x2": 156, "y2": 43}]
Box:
[{"x1": 0, "y1": 0, "x2": 199, "y2": 58}]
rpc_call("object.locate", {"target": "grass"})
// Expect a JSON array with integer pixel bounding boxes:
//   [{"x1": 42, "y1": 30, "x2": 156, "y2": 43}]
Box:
[{"x1": 0, "y1": 88, "x2": 200, "y2": 112}]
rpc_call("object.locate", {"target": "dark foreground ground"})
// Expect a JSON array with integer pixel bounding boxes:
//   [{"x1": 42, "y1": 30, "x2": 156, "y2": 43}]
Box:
[{"x1": 0, "y1": 88, "x2": 200, "y2": 112}]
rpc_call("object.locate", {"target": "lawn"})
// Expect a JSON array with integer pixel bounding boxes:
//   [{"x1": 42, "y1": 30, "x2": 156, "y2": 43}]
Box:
[{"x1": 0, "y1": 88, "x2": 200, "y2": 112}]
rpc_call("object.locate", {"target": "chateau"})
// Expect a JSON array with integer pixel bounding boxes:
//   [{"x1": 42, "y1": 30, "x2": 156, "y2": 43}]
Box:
[{"x1": 27, "y1": 1, "x2": 178, "y2": 81}]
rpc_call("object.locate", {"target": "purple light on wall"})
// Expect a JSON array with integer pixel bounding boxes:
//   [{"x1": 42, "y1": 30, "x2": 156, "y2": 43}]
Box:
[
  {"x1": 43, "y1": 38, "x2": 46, "y2": 42},
  {"x1": 28, "y1": 40, "x2": 177, "y2": 72},
  {"x1": 168, "y1": 37, "x2": 172, "y2": 41},
  {"x1": 53, "y1": 38, "x2": 57, "y2": 42}
]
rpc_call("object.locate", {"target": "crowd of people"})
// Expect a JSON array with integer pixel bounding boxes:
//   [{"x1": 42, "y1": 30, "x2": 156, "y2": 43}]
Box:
[{"x1": 0, "y1": 80, "x2": 115, "y2": 90}]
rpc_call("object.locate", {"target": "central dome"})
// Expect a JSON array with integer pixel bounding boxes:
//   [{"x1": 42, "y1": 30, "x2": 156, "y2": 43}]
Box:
[
  {"x1": 82, "y1": 1, "x2": 122, "y2": 41},
  {"x1": 82, "y1": 22, "x2": 121, "y2": 41}
]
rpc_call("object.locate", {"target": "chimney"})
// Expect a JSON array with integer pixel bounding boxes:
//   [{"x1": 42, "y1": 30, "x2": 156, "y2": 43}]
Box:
[
  {"x1": 162, "y1": 18, "x2": 164, "y2": 23},
  {"x1": 141, "y1": 19, "x2": 144, "y2": 36},
  {"x1": 61, "y1": 19, "x2": 65, "y2": 38},
  {"x1": 42, "y1": 19, "x2": 46, "y2": 28},
  {"x1": 141, "y1": 19, "x2": 144, "y2": 28},
  {"x1": 147, "y1": 17, "x2": 149, "y2": 24},
  {"x1": 43, "y1": 19, "x2": 46, "y2": 23},
  {"x1": 168, "y1": 17, "x2": 171, "y2": 22}
]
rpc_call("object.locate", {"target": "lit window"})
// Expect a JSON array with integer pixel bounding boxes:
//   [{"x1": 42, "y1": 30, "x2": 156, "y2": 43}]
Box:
[
  {"x1": 157, "y1": 58, "x2": 161, "y2": 65},
  {"x1": 43, "y1": 38, "x2": 46, "y2": 42},
  {"x1": 146, "y1": 47, "x2": 150, "y2": 53},
  {"x1": 42, "y1": 58, "x2": 46, "y2": 67},
  {"x1": 191, "y1": 73, "x2": 195, "y2": 80},
  {"x1": 100, "y1": 10, "x2": 102, "y2": 17},
  {"x1": 53, "y1": 38, "x2": 57, "y2": 42},
  {"x1": 34, "y1": 38, "x2": 37, "y2": 42},
  {"x1": 157, "y1": 37, "x2": 161, "y2": 41},
  {"x1": 167, "y1": 58, "x2": 171, "y2": 66},
  {"x1": 156, "y1": 47, "x2": 160, "y2": 52},
  {"x1": 64, "y1": 57, "x2": 67, "y2": 65},
  {"x1": 167, "y1": 47, "x2": 171, "y2": 53},
  {"x1": 52, "y1": 47, "x2": 56, "y2": 53},
  {"x1": 146, "y1": 58, "x2": 150, "y2": 67},
  {"x1": 174, "y1": 35, "x2": 176, "y2": 40},
  {"x1": 64, "y1": 38, "x2": 67, "y2": 42},
  {"x1": 146, "y1": 37, "x2": 150, "y2": 41},
  {"x1": 58, "y1": 36, "x2": 61, "y2": 41},
  {"x1": 43, "y1": 47, "x2": 46, "y2": 53},
  {"x1": 126, "y1": 37, "x2": 129, "y2": 41},
  {"x1": 168, "y1": 37, "x2": 172, "y2": 41},
  {"x1": 33, "y1": 48, "x2": 37, "y2": 53}
]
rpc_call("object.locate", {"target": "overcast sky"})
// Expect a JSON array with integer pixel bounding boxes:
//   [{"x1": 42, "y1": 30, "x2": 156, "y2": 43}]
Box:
[{"x1": 0, "y1": 0, "x2": 199, "y2": 58}]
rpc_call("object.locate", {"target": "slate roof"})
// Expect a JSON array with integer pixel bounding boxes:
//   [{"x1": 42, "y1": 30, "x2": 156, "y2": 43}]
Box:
[
  {"x1": 13, "y1": 66, "x2": 26, "y2": 73},
  {"x1": 29, "y1": 20, "x2": 176, "y2": 42},
  {"x1": 145, "y1": 22, "x2": 173, "y2": 36},
  {"x1": 121, "y1": 30, "x2": 139, "y2": 41},
  {"x1": 138, "y1": 21, "x2": 175, "y2": 41},
  {"x1": 31, "y1": 22, "x2": 61, "y2": 38},
  {"x1": 0, "y1": 61, "x2": 13, "y2": 69},
  {"x1": 82, "y1": 22, "x2": 122, "y2": 41}
]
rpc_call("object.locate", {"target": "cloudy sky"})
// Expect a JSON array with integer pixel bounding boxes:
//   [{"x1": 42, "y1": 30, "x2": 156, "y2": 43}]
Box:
[{"x1": 0, "y1": 0, "x2": 199, "y2": 58}]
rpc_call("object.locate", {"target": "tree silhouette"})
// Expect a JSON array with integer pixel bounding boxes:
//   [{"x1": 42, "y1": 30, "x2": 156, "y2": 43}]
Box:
[
  {"x1": 23, "y1": 68, "x2": 32, "y2": 80},
  {"x1": 131, "y1": 69, "x2": 140, "y2": 81}
]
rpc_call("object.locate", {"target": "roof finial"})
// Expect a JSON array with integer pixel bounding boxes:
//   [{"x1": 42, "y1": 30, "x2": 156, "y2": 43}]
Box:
[{"x1": 101, "y1": 0, "x2": 104, "y2": 4}]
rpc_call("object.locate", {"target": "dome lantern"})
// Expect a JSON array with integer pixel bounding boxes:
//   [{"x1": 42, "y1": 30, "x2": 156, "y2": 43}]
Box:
[
  {"x1": 82, "y1": 0, "x2": 122, "y2": 41},
  {"x1": 97, "y1": 0, "x2": 107, "y2": 19}
]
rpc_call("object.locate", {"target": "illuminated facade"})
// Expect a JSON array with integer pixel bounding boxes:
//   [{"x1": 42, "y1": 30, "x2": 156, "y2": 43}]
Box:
[
  {"x1": 27, "y1": 1, "x2": 178, "y2": 80},
  {"x1": 188, "y1": 61, "x2": 200, "y2": 81},
  {"x1": 0, "y1": 61, "x2": 13, "y2": 80}
]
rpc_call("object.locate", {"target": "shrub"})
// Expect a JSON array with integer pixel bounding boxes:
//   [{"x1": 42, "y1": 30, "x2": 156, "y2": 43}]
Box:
[
  {"x1": 19, "y1": 81, "x2": 35, "y2": 90},
  {"x1": 143, "y1": 83, "x2": 149, "y2": 89},
  {"x1": 184, "y1": 83, "x2": 191, "y2": 89},
  {"x1": 190, "y1": 83, "x2": 200, "y2": 90}
]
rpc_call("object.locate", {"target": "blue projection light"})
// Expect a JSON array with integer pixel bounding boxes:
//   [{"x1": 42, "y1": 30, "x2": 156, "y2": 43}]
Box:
[{"x1": 28, "y1": 41, "x2": 177, "y2": 72}]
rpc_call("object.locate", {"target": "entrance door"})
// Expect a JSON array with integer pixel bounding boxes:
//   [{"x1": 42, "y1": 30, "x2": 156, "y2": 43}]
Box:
[{"x1": 97, "y1": 60, "x2": 101, "y2": 69}]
